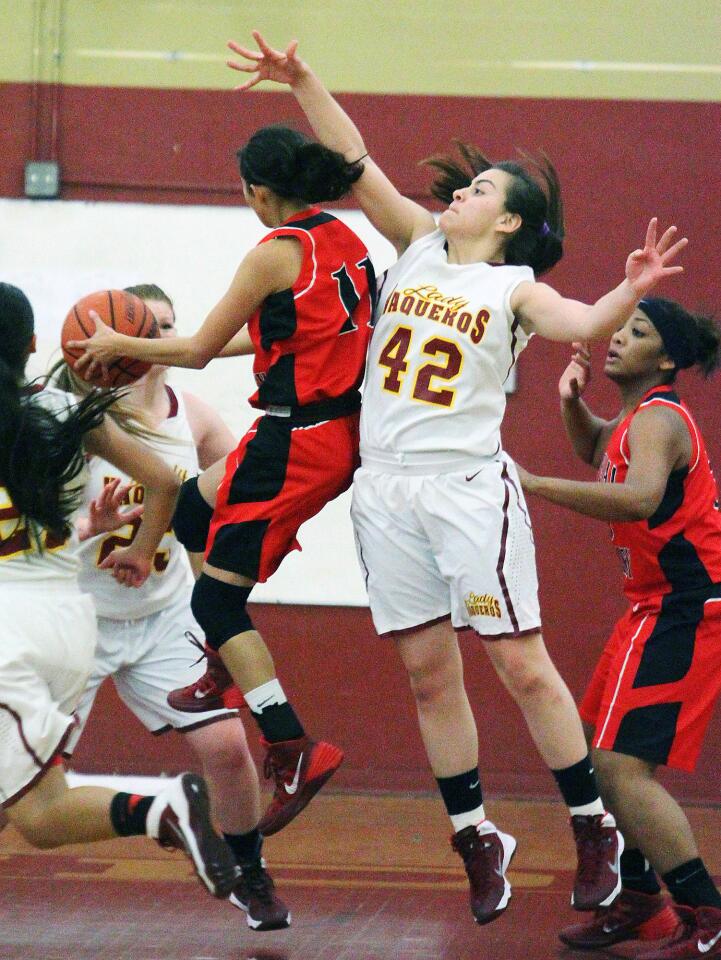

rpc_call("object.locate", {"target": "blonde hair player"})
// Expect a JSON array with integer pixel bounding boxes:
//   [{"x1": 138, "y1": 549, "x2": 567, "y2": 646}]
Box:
[
  {"x1": 221, "y1": 31, "x2": 688, "y2": 927},
  {"x1": 59, "y1": 283, "x2": 289, "y2": 930}
]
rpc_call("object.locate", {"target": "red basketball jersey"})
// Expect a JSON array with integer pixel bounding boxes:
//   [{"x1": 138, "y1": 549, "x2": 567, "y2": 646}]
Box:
[
  {"x1": 246, "y1": 207, "x2": 375, "y2": 410},
  {"x1": 599, "y1": 385, "x2": 721, "y2": 602}
]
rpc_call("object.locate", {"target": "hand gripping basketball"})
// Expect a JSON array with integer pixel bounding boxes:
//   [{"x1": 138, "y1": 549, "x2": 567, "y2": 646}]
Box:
[{"x1": 62, "y1": 289, "x2": 158, "y2": 386}]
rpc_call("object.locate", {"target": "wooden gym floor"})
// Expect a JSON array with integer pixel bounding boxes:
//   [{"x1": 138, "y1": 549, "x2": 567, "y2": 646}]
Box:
[{"x1": 1, "y1": 791, "x2": 720, "y2": 960}]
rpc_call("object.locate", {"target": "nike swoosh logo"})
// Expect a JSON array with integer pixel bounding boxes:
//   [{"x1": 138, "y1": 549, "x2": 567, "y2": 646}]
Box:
[
  {"x1": 608, "y1": 860, "x2": 620, "y2": 875},
  {"x1": 602, "y1": 922, "x2": 621, "y2": 934},
  {"x1": 283, "y1": 753, "x2": 304, "y2": 795},
  {"x1": 465, "y1": 470, "x2": 481, "y2": 482},
  {"x1": 469, "y1": 780, "x2": 480, "y2": 789},
  {"x1": 193, "y1": 688, "x2": 209, "y2": 699},
  {"x1": 257, "y1": 695, "x2": 274, "y2": 709},
  {"x1": 698, "y1": 928, "x2": 721, "y2": 953}
]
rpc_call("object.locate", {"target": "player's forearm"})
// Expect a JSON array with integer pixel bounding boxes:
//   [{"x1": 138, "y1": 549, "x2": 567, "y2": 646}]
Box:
[
  {"x1": 131, "y1": 479, "x2": 180, "y2": 557},
  {"x1": 560, "y1": 397, "x2": 607, "y2": 465},
  {"x1": 578, "y1": 279, "x2": 640, "y2": 340},
  {"x1": 113, "y1": 332, "x2": 213, "y2": 368},
  {"x1": 290, "y1": 69, "x2": 366, "y2": 160},
  {"x1": 523, "y1": 473, "x2": 655, "y2": 521}
]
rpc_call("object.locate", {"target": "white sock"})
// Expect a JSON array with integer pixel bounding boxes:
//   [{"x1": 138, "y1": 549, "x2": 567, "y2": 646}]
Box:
[
  {"x1": 244, "y1": 678, "x2": 288, "y2": 714},
  {"x1": 450, "y1": 807, "x2": 488, "y2": 833},
  {"x1": 569, "y1": 798, "x2": 607, "y2": 818}
]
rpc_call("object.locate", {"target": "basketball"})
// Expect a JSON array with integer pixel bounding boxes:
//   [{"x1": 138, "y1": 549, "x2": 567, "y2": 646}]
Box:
[{"x1": 61, "y1": 289, "x2": 159, "y2": 387}]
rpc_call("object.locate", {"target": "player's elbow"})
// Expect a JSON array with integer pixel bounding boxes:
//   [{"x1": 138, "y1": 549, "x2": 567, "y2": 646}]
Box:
[{"x1": 628, "y1": 488, "x2": 664, "y2": 520}]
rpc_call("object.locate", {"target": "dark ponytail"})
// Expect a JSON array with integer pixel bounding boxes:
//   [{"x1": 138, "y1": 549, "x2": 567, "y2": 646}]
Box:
[
  {"x1": 238, "y1": 125, "x2": 364, "y2": 203},
  {"x1": 422, "y1": 142, "x2": 565, "y2": 275},
  {"x1": 695, "y1": 313, "x2": 721, "y2": 377},
  {"x1": 0, "y1": 282, "x2": 122, "y2": 543}
]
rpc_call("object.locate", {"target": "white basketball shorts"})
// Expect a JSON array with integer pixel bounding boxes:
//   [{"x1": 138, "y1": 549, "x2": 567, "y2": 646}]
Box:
[
  {"x1": 65, "y1": 589, "x2": 237, "y2": 753},
  {"x1": 0, "y1": 581, "x2": 96, "y2": 806},
  {"x1": 352, "y1": 452, "x2": 541, "y2": 639}
]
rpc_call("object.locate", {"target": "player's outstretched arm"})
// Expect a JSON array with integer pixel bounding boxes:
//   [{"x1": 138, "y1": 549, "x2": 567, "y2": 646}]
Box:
[
  {"x1": 69, "y1": 240, "x2": 300, "y2": 375},
  {"x1": 227, "y1": 30, "x2": 435, "y2": 255},
  {"x1": 512, "y1": 218, "x2": 688, "y2": 342},
  {"x1": 518, "y1": 404, "x2": 686, "y2": 522}
]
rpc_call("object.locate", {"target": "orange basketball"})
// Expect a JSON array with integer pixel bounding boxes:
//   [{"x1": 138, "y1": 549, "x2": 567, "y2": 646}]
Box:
[{"x1": 61, "y1": 289, "x2": 159, "y2": 387}]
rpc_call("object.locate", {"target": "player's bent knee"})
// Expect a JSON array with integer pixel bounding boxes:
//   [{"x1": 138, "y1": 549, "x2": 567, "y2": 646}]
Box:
[
  {"x1": 191, "y1": 573, "x2": 254, "y2": 651},
  {"x1": 6, "y1": 807, "x2": 59, "y2": 849},
  {"x1": 174, "y1": 476, "x2": 214, "y2": 553}
]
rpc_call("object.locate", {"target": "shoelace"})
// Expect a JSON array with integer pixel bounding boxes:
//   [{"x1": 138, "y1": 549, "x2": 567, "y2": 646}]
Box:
[
  {"x1": 575, "y1": 820, "x2": 613, "y2": 883},
  {"x1": 452, "y1": 831, "x2": 500, "y2": 891},
  {"x1": 184, "y1": 630, "x2": 207, "y2": 665},
  {"x1": 242, "y1": 861, "x2": 276, "y2": 903},
  {"x1": 590, "y1": 896, "x2": 637, "y2": 924},
  {"x1": 263, "y1": 752, "x2": 286, "y2": 783}
]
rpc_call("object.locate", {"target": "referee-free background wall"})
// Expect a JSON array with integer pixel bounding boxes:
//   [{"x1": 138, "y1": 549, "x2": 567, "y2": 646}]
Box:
[{"x1": 1, "y1": 0, "x2": 719, "y2": 800}]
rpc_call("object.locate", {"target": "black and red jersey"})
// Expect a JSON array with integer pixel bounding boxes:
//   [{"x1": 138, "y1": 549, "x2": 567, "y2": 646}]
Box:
[
  {"x1": 246, "y1": 207, "x2": 375, "y2": 410},
  {"x1": 599, "y1": 385, "x2": 721, "y2": 602}
]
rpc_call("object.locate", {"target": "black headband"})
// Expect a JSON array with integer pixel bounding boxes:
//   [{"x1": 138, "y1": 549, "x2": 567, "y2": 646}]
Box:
[{"x1": 638, "y1": 298, "x2": 698, "y2": 370}]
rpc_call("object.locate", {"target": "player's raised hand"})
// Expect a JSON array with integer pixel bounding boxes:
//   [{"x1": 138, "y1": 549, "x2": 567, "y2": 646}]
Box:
[
  {"x1": 77, "y1": 478, "x2": 144, "y2": 541},
  {"x1": 625, "y1": 218, "x2": 687, "y2": 298},
  {"x1": 227, "y1": 30, "x2": 306, "y2": 91},
  {"x1": 559, "y1": 341, "x2": 591, "y2": 401}
]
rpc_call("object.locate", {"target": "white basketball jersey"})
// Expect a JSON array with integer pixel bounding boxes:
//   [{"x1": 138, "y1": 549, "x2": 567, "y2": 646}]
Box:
[
  {"x1": 0, "y1": 387, "x2": 86, "y2": 583},
  {"x1": 361, "y1": 230, "x2": 534, "y2": 466},
  {"x1": 77, "y1": 386, "x2": 198, "y2": 618}
]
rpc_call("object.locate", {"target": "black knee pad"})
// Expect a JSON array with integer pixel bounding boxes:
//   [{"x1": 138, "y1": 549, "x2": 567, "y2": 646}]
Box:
[
  {"x1": 191, "y1": 574, "x2": 254, "y2": 650},
  {"x1": 173, "y1": 475, "x2": 214, "y2": 553}
]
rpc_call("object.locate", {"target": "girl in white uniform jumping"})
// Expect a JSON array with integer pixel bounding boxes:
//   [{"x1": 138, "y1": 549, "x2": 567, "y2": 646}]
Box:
[
  {"x1": 224, "y1": 31, "x2": 688, "y2": 927},
  {"x1": 59, "y1": 284, "x2": 289, "y2": 931}
]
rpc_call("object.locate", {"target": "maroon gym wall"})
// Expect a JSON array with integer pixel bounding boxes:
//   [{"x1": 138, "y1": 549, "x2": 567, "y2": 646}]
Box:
[{"x1": 3, "y1": 83, "x2": 720, "y2": 801}]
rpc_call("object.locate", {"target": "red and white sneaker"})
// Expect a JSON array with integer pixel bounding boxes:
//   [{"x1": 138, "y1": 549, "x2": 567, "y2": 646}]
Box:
[
  {"x1": 559, "y1": 889, "x2": 679, "y2": 949},
  {"x1": 621, "y1": 906, "x2": 721, "y2": 959},
  {"x1": 451, "y1": 823, "x2": 517, "y2": 925},
  {"x1": 146, "y1": 773, "x2": 241, "y2": 898},
  {"x1": 257, "y1": 735, "x2": 344, "y2": 837},
  {"x1": 166, "y1": 633, "x2": 246, "y2": 713},
  {"x1": 571, "y1": 812, "x2": 624, "y2": 910},
  {"x1": 229, "y1": 857, "x2": 291, "y2": 931}
]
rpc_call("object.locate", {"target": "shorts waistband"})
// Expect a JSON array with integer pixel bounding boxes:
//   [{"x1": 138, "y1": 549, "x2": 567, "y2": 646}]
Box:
[
  {"x1": 259, "y1": 390, "x2": 361, "y2": 425},
  {"x1": 360, "y1": 447, "x2": 500, "y2": 476}
]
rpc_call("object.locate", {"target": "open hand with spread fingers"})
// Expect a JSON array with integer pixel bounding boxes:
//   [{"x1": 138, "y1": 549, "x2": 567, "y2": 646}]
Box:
[
  {"x1": 227, "y1": 30, "x2": 307, "y2": 91},
  {"x1": 77, "y1": 477, "x2": 144, "y2": 542},
  {"x1": 625, "y1": 218, "x2": 687, "y2": 299}
]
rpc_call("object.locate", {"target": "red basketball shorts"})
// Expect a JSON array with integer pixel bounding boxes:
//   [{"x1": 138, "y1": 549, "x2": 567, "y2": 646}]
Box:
[
  {"x1": 205, "y1": 411, "x2": 360, "y2": 583},
  {"x1": 581, "y1": 590, "x2": 721, "y2": 771}
]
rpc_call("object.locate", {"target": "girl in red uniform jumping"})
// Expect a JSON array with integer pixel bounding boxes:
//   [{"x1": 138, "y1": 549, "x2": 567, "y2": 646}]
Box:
[
  {"x1": 519, "y1": 299, "x2": 721, "y2": 959},
  {"x1": 71, "y1": 124, "x2": 375, "y2": 837}
]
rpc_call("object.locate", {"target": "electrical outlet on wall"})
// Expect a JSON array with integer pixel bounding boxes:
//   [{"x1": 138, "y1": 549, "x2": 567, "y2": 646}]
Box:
[{"x1": 24, "y1": 161, "x2": 60, "y2": 198}]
